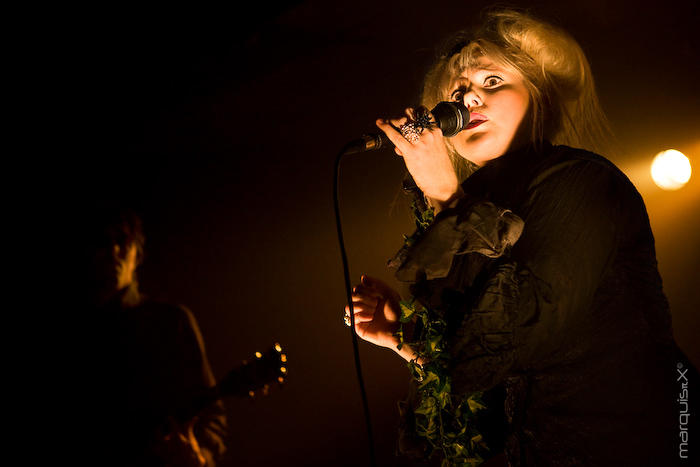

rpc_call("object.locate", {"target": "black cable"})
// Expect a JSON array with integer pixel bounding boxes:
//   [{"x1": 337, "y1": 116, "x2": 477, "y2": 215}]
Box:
[
  {"x1": 333, "y1": 141, "x2": 377, "y2": 467},
  {"x1": 331, "y1": 102, "x2": 467, "y2": 465}
]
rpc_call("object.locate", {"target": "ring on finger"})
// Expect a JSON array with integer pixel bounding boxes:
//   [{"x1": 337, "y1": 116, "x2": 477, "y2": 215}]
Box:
[{"x1": 399, "y1": 122, "x2": 424, "y2": 144}]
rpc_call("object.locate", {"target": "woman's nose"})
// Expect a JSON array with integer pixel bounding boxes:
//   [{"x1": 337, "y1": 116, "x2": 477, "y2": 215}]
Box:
[{"x1": 463, "y1": 90, "x2": 482, "y2": 109}]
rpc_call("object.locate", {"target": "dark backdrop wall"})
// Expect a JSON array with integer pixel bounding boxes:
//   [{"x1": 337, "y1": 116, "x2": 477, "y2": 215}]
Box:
[{"x1": 76, "y1": 1, "x2": 699, "y2": 465}]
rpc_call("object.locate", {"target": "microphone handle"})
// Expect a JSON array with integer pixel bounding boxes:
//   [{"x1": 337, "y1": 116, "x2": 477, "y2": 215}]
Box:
[
  {"x1": 341, "y1": 102, "x2": 469, "y2": 155},
  {"x1": 342, "y1": 133, "x2": 393, "y2": 155}
]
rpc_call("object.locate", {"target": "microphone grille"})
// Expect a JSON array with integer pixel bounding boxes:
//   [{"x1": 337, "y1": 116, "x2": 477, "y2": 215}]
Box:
[{"x1": 431, "y1": 101, "x2": 470, "y2": 137}]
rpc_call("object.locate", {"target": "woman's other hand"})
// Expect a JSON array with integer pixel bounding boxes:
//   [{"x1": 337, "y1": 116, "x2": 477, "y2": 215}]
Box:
[
  {"x1": 376, "y1": 108, "x2": 463, "y2": 210},
  {"x1": 345, "y1": 275, "x2": 402, "y2": 350}
]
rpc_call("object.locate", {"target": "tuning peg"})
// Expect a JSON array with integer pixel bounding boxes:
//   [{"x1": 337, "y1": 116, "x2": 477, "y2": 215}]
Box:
[
  {"x1": 255, "y1": 351, "x2": 262, "y2": 359},
  {"x1": 280, "y1": 353, "x2": 287, "y2": 363},
  {"x1": 277, "y1": 376, "x2": 285, "y2": 385},
  {"x1": 274, "y1": 343, "x2": 282, "y2": 353},
  {"x1": 280, "y1": 366, "x2": 287, "y2": 375}
]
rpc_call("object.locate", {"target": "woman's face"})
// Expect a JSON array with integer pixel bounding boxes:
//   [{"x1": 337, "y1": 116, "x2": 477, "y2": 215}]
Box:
[{"x1": 447, "y1": 55, "x2": 531, "y2": 166}]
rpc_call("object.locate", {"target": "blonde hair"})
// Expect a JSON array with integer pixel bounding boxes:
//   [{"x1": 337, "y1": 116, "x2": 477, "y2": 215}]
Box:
[{"x1": 422, "y1": 9, "x2": 613, "y2": 179}]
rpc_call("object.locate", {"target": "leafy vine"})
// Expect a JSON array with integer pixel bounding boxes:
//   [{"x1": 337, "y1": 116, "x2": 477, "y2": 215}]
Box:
[{"x1": 395, "y1": 200, "x2": 489, "y2": 466}]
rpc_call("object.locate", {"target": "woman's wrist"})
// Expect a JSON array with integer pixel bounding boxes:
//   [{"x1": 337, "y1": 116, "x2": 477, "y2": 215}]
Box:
[
  {"x1": 394, "y1": 342, "x2": 426, "y2": 365},
  {"x1": 427, "y1": 185, "x2": 465, "y2": 213}
]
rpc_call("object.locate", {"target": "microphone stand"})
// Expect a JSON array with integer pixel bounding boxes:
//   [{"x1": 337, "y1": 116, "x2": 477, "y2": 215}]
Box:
[{"x1": 332, "y1": 101, "x2": 467, "y2": 466}]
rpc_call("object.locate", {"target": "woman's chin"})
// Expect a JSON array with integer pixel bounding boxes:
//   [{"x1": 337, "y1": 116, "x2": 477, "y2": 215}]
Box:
[
  {"x1": 454, "y1": 136, "x2": 512, "y2": 166},
  {"x1": 458, "y1": 147, "x2": 508, "y2": 166}
]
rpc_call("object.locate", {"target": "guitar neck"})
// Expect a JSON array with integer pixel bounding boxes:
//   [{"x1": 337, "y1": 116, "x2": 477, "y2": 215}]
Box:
[{"x1": 172, "y1": 343, "x2": 287, "y2": 423}]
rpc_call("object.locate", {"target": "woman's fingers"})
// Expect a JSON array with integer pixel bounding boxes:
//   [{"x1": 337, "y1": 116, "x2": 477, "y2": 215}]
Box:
[
  {"x1": 352, "y1": 296, "x2": 378, "y2": 309},
  {"x1": 346, "y1": 299, "x2": 377, "y2": 312},
  {"x1": 356, "y1": 275, "x2": 399, "y2": 303},
  {"x1": 360, "y1": 275, "x2": 400, "y2": 301},
  {"x1": 350, "y1": 310, "x2": 376, "y2": 323},
  {"x1": 376, "y1": 118, "x2": 413, "y2": 155},
  {"x1": 352, "y1": 284, "x2": 382, "y2": 299},
  {"x1": 391, "y1": 116, "x2": 409, "y2": 127},
  {"x1": 346, "y1": 275, "x2": 401, "y2": 330},
  {"x1": 344, "y1": 303, "x2": 376, "y2": 323}
]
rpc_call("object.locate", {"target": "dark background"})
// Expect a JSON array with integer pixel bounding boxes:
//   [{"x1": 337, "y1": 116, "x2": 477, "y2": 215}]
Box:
[{"x1": 74, "y1": 1, "x2": 699, "y2": 465}]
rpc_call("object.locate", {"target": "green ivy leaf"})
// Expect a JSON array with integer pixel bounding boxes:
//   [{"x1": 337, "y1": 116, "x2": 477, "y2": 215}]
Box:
[
  {"x1": 429, "y1": 335, "x2": 442, "y2": 352},
  {"x1": 396, "y1": 203, "x2": 488, "y2": 466},
  {"x1": 467, "y1": 396, "x2": 486, "y2": 413},
  {"x1": 418, "y1": 370, "x2": 440, "y2": 390},
  {"x1": 399, "y1": 301, "x2": 416, "y2": 321}
]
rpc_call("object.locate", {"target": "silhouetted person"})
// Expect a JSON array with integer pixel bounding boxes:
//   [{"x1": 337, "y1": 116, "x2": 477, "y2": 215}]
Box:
[{"x1": 83, "y1": 208, "x2": 227, "y2": 466}]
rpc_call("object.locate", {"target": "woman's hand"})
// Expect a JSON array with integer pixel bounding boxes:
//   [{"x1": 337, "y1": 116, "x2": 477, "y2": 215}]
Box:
[
  {"x1": 345, "y1": 275, "x2": 402, "y2": 350},
  {"x1": 376, "y1": 108, "x2": 463, "y2": 210},
  {"x1": 345, "y1": 275, "x2": 426, "y2": 364}
]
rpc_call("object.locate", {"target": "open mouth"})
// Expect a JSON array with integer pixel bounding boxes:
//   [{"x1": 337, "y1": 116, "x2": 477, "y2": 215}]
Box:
[
  {"x1": 466, "y1": 112, "x2": 488, "y2": 130},
  {"x1": 466, "y1": 119, "x2": 487, "y2": 129}
]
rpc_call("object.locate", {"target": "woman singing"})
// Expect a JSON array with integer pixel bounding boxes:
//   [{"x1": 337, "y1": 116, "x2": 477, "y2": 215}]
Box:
[{"x1": 345, "y1": 9, "x2": 695, "y2": 466}]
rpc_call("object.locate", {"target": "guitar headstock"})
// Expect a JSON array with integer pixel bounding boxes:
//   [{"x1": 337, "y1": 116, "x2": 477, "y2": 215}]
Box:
[{"x1": 218, "y1": 342, "x2": 287, "y2": 399}]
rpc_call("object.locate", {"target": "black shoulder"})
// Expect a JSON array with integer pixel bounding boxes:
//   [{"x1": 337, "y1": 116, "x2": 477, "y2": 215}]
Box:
[
  {"x1": 554, "y1": 145, "x2": 630, "y2": 177},
  {"x1": 532, "y1": 145, "x2": 639, "y2": 195}
]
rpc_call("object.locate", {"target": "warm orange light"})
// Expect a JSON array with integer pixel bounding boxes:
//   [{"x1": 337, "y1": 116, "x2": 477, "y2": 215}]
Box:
[
  {"x1": 281, "y1": 354, "x2": 287, "y2": 362},
  {"x1": 274, "y1": 343, "x2": 282, "y2": 352},
  {"x1": 255, "y1": 351, "x2": 262, "y2": 359},
  {"x1": 651, "y1": 149, "x2": 692, "y2": 190}
]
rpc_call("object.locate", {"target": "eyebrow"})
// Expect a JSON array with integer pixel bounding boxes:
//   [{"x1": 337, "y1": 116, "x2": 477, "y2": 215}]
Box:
[
  {"x1": 470, "y1": 62, "x2": 503, "y2": 72},
  {"x1": 454, "y1": 64, "x2": 506, "y2": 84}
]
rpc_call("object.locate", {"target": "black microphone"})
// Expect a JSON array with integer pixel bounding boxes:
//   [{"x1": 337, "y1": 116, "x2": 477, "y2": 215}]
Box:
[{"x1": 342, "y1": 101, "x2": 470, "y2": 155}]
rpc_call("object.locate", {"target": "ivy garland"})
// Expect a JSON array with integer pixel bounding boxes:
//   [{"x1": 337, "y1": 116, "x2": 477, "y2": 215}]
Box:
[{"x1": 394, "y1": 200, "x2": 489, "y2": 467}]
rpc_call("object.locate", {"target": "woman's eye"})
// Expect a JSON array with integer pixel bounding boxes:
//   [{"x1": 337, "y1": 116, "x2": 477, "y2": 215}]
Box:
[
  {"x1": 451, "y1": 88, "x2": 466, "y2": 102},
  {"x1": 484, "y1": 75, "x2": 503, "y2": 87}
]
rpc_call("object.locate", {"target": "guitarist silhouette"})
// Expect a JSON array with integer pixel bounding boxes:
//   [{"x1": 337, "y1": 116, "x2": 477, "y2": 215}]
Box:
[{"x1": 84, "y1": 208, "x2": 227, "y2": 466}]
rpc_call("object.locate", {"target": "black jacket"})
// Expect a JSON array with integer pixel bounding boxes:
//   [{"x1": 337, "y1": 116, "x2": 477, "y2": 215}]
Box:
[{"x1": 393, "y1": 143, "x2": 697, "y2": 465}]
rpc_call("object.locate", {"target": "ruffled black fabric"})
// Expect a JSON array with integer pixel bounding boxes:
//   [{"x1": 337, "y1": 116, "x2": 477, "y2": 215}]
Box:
[
  {"x1": 392, "y1": 201, "x2": 524, "y2": 281},
  {"x1": 391, "y1": 143, "x2": 697, "y2": 465}
]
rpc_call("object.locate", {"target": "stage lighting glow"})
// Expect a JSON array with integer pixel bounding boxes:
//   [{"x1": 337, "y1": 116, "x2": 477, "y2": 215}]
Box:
[{"x1": 651, "y1": 150, "x2": 691, "y2": 190}]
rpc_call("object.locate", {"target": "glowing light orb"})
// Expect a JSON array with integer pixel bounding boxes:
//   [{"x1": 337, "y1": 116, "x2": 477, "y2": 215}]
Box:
[{"x1": 650, "y1": 149, "x2": 691, "y2": 190}]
